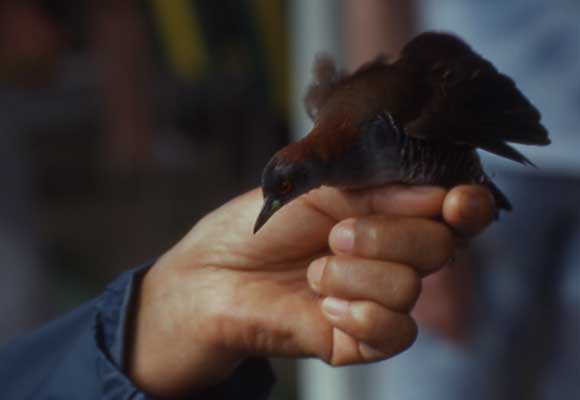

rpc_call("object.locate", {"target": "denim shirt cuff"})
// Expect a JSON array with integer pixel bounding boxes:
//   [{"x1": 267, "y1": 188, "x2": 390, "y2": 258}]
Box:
[{"x1": 93, "y1": 261, "x2": 275, "y2": 399}]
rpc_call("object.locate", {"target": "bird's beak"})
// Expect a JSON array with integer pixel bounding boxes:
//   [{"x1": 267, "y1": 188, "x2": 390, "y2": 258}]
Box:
[{"x1": 253, "y1": 197, "x2": 281, "y2": 234}]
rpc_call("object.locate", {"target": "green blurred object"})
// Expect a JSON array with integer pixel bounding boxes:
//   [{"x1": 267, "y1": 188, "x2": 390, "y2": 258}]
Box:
[{"x1": 147, "y1": 0, "x2": 289, "y2": 114}]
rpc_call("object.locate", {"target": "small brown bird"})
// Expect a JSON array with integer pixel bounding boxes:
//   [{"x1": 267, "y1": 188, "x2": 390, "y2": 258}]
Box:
[{"x1": 254, "y1": 32, "x2": 550, "y2": 233}]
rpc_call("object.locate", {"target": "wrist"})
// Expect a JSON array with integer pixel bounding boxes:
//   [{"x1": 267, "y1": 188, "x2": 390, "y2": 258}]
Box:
[{"x1": 126, "y1": 257, "x2": 244, "y2": 397}]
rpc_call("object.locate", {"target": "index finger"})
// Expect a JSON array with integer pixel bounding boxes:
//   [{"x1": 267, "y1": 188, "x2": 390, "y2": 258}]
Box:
[{"x1": 304, "y1": 185, "x2": 447, "y2": 221}]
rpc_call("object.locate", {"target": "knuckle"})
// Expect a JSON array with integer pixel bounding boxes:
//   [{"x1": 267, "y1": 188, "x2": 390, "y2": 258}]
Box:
[
  {"x1": 384, "y1": 219, "x2": 428, "y2": 267},
  {"x1": 355, "y1": 217, "x2": 390, "y2": 259},
  {"x1": 323, "y1": 257, "x2": 341, "y2": 289},
  {"x1": 393, "y1": 317, "x2": 419, "y2": 353},
  {"x1": 392, "y1": 222, "x2": 416, "y2": 256},
  {"x1": 432, "y1": 224, "x2": 455, "y2": 266},
  {"x1": 351, "y1": 302, "x2": 384, "y2": 341},
  {"x1": 392, "y1": 268, "x2": 421, "y2": 310},
  {"x1": 375, "y1": 316, "x2": 418, "y2": 356},
  {"x1": 419, "y1": 222, "x2": 455, "y2": 271}
]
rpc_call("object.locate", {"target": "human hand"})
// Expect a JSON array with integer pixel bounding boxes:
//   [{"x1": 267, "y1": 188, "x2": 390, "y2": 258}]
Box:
[
  {"x1": 128, "y1": 184, "x2": 494, "y2": 397},
  {"x1": 412, "y1": 251, "x2": 474, "y2": 342}
]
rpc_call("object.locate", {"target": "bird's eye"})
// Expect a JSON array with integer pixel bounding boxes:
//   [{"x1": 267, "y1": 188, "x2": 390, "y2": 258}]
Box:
[{"x1": 280, "y1": 180, "x2": 293, "y2": 195}]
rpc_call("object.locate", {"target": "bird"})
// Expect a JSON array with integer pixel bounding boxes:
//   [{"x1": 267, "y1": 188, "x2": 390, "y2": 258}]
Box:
[{"x1": 253, "y1": 31, "x2": 550, "y2": 233}]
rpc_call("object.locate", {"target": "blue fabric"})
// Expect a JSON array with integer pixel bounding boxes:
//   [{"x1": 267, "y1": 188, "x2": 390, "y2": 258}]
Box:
[{"x1": 0, "y1": 262, "x2": 275, "y2": 399}]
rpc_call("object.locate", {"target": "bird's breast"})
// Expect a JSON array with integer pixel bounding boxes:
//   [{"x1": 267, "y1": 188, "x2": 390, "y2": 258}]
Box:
[{"x1": 323, "y1": 116, "x2": 405, "y2": 188}]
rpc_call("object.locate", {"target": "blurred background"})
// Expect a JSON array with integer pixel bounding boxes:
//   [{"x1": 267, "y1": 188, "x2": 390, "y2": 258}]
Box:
[{"x1": 1, "y1": 1, "x2": 579, "y2": 399}]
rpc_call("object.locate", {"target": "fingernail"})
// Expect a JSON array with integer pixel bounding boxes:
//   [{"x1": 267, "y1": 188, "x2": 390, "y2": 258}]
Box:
[
  {"x1": 330, "y1": 219, "x2": 355, "y2": 252},
  {"x1": 459, "y1": 192, "x2": 482, "y2": 220},
  {"x1": 307, "y1": 257, "x2": 327, "y2": 292},
  {"x1": 359, "y1": 343, "x2": 387, "y2": 360},
  {"x1": 321, "y1": 297, "x2": 350, "y2": 319}
]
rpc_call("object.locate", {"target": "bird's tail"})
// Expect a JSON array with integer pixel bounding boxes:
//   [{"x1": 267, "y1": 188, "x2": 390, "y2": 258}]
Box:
[
  {"x1": 482, "y1": 175, "x2": 512, "y2": 216},
  {"x1": 400, "y1": 32, "x2": 550, "y2": 166}
]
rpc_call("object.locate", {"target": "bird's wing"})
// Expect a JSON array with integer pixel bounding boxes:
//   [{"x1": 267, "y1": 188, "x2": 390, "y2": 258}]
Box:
[
  {"x1": 304, "y1": 54, "x2": 345, "y2": 121},
  {"x1": 403, "y1": 55, "x2": 550, "y2": 165}
]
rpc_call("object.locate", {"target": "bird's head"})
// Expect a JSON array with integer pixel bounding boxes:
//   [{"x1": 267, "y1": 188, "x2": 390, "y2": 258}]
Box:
[{"x1": 254, "y1": 147, "x2": 324, "y2": 233}]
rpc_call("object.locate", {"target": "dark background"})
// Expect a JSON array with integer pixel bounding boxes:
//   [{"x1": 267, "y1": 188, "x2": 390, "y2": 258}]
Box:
[
  {"x1": 0, "y1": 0, "x2": 296, "y2": 397},
  {"x1": 0, "y1": 0, "x2": 288, "y2": 318}
]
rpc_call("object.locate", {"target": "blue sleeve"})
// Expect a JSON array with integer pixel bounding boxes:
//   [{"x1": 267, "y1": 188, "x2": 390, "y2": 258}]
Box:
[{"x1": 0, "y1": 262, "x2": 275, "y2": 399}]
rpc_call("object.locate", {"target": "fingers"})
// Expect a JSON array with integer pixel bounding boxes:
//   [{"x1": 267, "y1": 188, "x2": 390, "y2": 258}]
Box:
[
  {"x1": 306, "y1": 255, "x2": 420, "y2": 365},
  {"x1": 299, "y1": 184, "x2": 492, "y2": 366},
  {"x1": 369, "y1": 185, "x2": 447, "y2": 217},
  {"x1": 307, "y1": 256, "x2": 421, "y2": 312},
  {"x1": 328, "y1": 216, "x2": 455, "y2": 274},
  {"x1": 443, "y1": 185, "x2": 495, "y2": 237},
  {"x1": 305, "y1": 213, "x2": 453, "y2": 365},
  {"x1": 320, "y1": 299, "x2": 417, "y2": 364},
  {"x1": 304, "y1": 185, "x2": 447, "y2": 221}
]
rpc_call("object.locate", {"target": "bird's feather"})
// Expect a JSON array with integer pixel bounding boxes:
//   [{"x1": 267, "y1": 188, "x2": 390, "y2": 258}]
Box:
[
  {"x1": 400, "y1": 33, "x2": 550, "y2": 163},
  {"x1": 304, "y1": 54, "x2": 345, "y2": 121},
  {"x1": 257, "y1": 32, "x2": 551, "y2": 232}
]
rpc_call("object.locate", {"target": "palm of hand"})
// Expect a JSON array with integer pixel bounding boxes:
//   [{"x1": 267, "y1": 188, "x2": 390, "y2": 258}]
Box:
[{"x1": 181, "y1": 188, "x2": 343, "y2": 362}]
